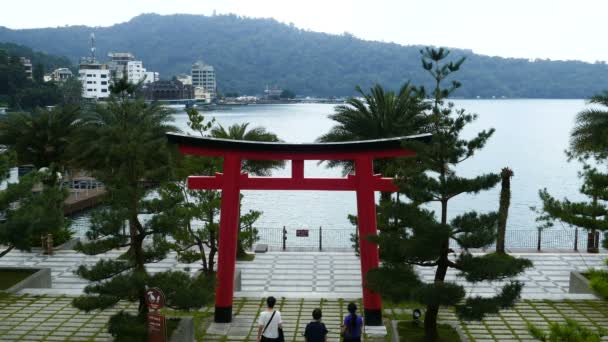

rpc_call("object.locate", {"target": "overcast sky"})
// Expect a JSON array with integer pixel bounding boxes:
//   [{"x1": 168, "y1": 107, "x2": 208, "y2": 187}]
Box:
[{"x1": 1, "y1": 0, "x2": 605, "y2": 62}]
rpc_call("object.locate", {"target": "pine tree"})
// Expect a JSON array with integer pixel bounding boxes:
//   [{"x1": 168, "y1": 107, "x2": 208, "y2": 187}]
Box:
[
  {"x1": 0, "y1": 168, "x2": 67, "y2": 257},
  {"x1": 367, "y1": 48, "x2": 532, "y2": 340},
  {"x1": 69, "y1": 82, "x2": 212, "y2": 338},
  {"x1": 538, "y1": 166, "x2": 608, "y2": 253},
  {"x1": 496, "y1": 167, "x2": 514, "y2": 254}
]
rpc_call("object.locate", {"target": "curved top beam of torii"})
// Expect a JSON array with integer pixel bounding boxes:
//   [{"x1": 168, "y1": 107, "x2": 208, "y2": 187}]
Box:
[{"x1": 166, "y1": 132, "x2": 431, "y2": 160}]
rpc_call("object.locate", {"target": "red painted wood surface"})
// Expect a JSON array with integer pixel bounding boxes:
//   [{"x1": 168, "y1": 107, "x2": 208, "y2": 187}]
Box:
[
  {"x1": 215, "y1": 154, "x2": 242, "y2": 310},
  {"x1": 179, "y1": 145, "x2": 414, "y2": 160},
  {"x1": 354, "y1": 156, "x2": 382, "y2": 312}
]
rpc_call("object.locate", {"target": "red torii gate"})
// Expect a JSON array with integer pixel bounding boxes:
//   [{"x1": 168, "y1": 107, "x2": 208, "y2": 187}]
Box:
[{"x1": 167, "y1": 133, "x2": 429, "y2": 325}]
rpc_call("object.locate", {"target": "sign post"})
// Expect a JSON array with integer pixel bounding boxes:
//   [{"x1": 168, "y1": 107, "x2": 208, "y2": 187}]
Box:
[{"x1": 146, "y1": 287, "x2": 166, "y2": 342}]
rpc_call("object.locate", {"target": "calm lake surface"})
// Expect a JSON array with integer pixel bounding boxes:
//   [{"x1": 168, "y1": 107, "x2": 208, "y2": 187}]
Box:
[{"x1": 171, "y1": 100, "x2": 589, "y2": 234}]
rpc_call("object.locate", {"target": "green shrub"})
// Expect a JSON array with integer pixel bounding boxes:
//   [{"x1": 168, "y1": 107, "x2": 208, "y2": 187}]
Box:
[
  {"x1": 587, "y1": 269, "x2": 608, "y2": 300},
  {"x1": 528, "y1": 319, "x2": 606, "y2": 342}
]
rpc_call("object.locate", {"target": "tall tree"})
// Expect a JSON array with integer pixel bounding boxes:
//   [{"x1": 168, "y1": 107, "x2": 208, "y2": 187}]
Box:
[
  {"x1": 496, "y1": 167, "x2": 514, "y2": 254},
  {"x1": 538, "y1": 166, "x2": 608, "y2": 253},
  {"x1": 70, "y1": 80, "x2": 177, "y2": 310},
  {"x1": 367, "y1": 48, "x2": 531, "y2": 341},
  {"x1": 70, "y1": 82, "x2": 214, "y2": 340}
]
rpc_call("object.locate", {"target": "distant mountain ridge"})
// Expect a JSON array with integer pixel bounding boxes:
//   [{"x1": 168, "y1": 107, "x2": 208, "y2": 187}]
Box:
[{"x1": 1, "y1": 13, "x2": 607, "y2": 98}]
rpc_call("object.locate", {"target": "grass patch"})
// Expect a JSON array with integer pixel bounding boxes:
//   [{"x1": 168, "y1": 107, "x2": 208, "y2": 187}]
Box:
[
  {"x1": 0, "y1": 269, "x2": 36, "y2": 290},
  {"x1": 397, "y1": 321, "x2": 461, "y2": 342}
]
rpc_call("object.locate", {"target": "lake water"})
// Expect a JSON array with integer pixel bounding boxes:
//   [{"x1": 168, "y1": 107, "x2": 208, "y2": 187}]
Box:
[{"x1": 170, "y1": 100, "x2": 590, "y2": 237}]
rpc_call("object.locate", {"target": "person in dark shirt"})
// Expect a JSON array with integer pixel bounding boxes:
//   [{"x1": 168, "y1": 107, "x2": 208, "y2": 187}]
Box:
[
  {"x1": 304, "y1": 308, "x2": 328, "y2": 342},
  {"x1": 341, "y1": 302, "x2": 363, "y2": 342}
]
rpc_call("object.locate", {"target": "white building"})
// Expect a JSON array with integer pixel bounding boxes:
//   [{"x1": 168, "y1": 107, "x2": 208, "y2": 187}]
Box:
[
  {"x1": 107, "y1": 52, "x2": 135, "y2": 80},
  {"x1": 126, "y1": 61, "x2": 145, "y2": 83},
  {"x1": 49, "y1": 68, "x2": 73, "y2": 82},
  {"x1": 191, "y1": 61, "x2": 216, "y2": 100},
  {"x1": 79, "y1": 62, "x2": 110, "y2": 99},
  {"x1": 144, "y1": 71, "x2": 159, "y2": 84}
]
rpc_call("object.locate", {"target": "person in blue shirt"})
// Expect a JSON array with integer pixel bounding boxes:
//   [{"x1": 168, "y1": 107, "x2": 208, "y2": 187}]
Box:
[
  {"x1": 341, "y1": 302, "x2": 363, "y2": 342},
  {"x1": 304, "y1": 308, "x2": 328, "y2": 342}
]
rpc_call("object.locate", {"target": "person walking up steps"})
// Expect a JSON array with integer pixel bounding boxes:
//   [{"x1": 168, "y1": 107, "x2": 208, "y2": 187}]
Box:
[
  {"x1": 257, "y1": 296, "x2": 284, "y2": 342},
  {"x1": 304, "y1": 308, "x2": 328, "y2": 342},
  {"x1": 341, "y1": 302, "x2": 363, "y2": 342}
]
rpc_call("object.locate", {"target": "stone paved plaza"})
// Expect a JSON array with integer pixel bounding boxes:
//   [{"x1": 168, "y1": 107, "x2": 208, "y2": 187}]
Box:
[
  {"x1": 237, "y1": 252, "x2": 608, "y2": 299},
  {"x1": 0, "y1": 249, "x2": 607, "y2": 341},
  {"x1": 0, "y1": 249, "x2": 606, "y2": 299},
  {"x1": 0, "y1": 295, "x2": 608, "y2": 341}
]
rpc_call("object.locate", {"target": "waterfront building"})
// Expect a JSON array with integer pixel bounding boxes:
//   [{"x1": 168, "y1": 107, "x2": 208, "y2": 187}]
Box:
[
  {"x1": 264, "y1": 85, "x2": 283, "y2": 99},
  {"x1": 78, "y1": 62, "x2": 110, "y2": 99},
  {"x1": 19, "y1": 57, "x2": 32, "y2": 80},
  {"x1": 194, "y1": 86, "x2": 213, "y2": 103},
  {"x1": 191, "y1": 61, "x2": 216, "y2": 100},
  {"x1": 143, "y1": 80, "x2": 194, "y2": 101}
]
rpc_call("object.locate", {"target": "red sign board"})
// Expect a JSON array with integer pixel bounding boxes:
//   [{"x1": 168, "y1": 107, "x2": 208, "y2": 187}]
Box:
[
  {"x1": 296, "y1": 229, "x2": 309, "y2": 237},
  {"x1": 146, "y1": 287, "x2": 166, "y2": 311},
  {"x1": 148, "y1": 312, "x2": 167, "y2": 342}
]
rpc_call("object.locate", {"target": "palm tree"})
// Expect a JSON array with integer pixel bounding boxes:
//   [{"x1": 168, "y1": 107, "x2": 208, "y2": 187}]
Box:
[
  {"x1": 210, "y1": 122, "x2": 285, "y2": 257},
  {"x1": 210, "y1": 123, "x2": 285, "y2": 175},
  {"x1": 317, "y1": 83, "x2": 427, "y2": 176},
  {"x1": 570, "y1": 91, "x2": 608, "y2": 160},
  {"x1": 0, "y1": 105, "x2": 80, "y2": 175}
]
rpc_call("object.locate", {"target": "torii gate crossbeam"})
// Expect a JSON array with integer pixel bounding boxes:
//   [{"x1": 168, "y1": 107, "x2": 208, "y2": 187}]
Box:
[{"x1": 167, "y1": 133, "x2": 430, "y2": 326}]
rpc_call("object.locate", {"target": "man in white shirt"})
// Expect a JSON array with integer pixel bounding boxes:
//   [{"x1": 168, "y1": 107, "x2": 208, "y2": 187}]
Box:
[{"x1": 257, "y1": 296, "x2": 283, "y2": 342}]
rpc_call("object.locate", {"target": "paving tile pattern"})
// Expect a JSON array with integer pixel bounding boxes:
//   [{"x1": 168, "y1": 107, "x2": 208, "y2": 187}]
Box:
[
  {"x1": 0, "y1": 295, "x2": 607, "y2": 341},
  {"x1": 0, "y1": 294, "x2": 138, "y2": 342},
  {"x1": 0, "y1": 249, "x2": 606, "y2": 299},
  {"x1": 239, "y1": 252, "x2": 608, "y2": 299}
]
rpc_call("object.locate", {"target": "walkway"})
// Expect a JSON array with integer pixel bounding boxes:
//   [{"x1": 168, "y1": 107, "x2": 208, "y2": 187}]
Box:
[
  {"x1": 235, "y1": 252, "x2": 607, "y2": 300},
  {"x1": 0, "y1": 249, "x2": 606, "y2": 299},
  {"x1": 1, "y1": 295, "x2": 608, "y2": 342}
]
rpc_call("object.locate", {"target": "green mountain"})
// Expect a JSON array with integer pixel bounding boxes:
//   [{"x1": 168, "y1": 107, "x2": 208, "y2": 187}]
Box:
[
  {"x1": 0, "y1": 42, "x2": 73, "y2": 71},
  {"x1": 1, "y1": 13, "x2": 607, "y2": 98}
]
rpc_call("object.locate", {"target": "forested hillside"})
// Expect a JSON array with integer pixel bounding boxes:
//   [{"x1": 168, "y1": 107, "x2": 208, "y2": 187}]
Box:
[
  {"x1": 1, "y1": 13, "x2": 607, "y2": 98},
  {"x1": 0, "y1": 42, "x2": 72, "y2": 71}
]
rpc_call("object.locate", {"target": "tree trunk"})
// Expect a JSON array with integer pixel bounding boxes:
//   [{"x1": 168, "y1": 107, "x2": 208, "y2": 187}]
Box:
[
  {"x1": 129, "y1": 213, "x2": 147, "y2": 315},
  {"x1": 496, "y1": 168, "x2": 513, "y2": 254},
  {"x1": 425, "y1": 198, "x2": 450, "y2": 341},
  {"x1": 424, "y1": 304, "x2": 439, "y2": 341},
  {"x1": 209, "y1": 246, "x2": 217, "y2": 275}
]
